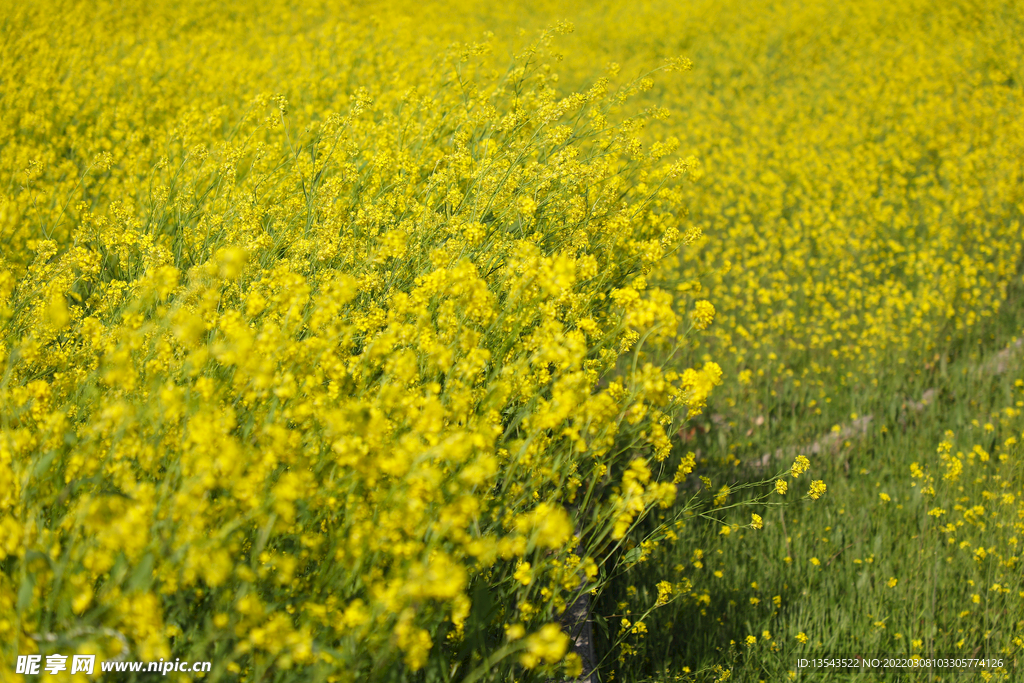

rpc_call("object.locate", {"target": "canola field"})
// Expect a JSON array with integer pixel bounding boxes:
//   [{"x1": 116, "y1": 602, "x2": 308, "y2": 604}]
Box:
[{"x1": 1, "y1": 0, "x2": 1023, "y2": 681}]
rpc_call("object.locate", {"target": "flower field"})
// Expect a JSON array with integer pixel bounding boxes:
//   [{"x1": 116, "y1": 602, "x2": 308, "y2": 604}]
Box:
[{"x1": 1, "y1": 0, "x2": 1023, "y2": 682}]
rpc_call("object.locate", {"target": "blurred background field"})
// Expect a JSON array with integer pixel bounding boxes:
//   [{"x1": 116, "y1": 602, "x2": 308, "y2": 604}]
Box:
[{"x1": 2, "y1": 0, "x2": 1023, "y2": 681}]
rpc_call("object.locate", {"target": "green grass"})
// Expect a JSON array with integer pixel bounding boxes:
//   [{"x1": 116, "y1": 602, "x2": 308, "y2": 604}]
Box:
[{"x1": 592, "y1": 269, "x2": 1024, "y2": 683}]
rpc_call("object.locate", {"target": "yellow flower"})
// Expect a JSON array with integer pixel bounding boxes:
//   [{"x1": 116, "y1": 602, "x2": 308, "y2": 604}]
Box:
[
  {"x1": 516, "y1": 503, "x2": 573, "y2": 549},
  {"x1": 520, "y1": 624, "x2": 570, "y2": 668},
  {"x1": 692, "y1": 300, "x2": 716, "y2": 330},
  {"x1": 655, "y1": 580, "x2": 674, "y2": 606},
  {"x1": 791, "y1": 455, "x2": 810, "y2": 478},
  {"x1": 563, "y1": 653, "x2": 583, "y2": 678},
  {"x1": 513, "y1": 561, "x2": 533, "y2": 586},
  {"x1": 71, "y1": 587, "x2": 93, "y2": 615},
  {"x1": 775, "y1": 479, "x2": 788, "y2": 495},
  {"x1": 505, "y1": 623, "x2": 526, "y2": 641},
  {"x1": 750, "y1": 513, "x2": 763, "y2": 530},
  {"x1": 394, "y1": 614, "x2": 432, "y2": 671},
  {"x1": 808, "y1": 480, "x2": 827, "y2": 500}
]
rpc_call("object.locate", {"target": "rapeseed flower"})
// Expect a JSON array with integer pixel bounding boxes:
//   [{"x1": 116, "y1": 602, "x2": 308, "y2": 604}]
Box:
[{"x1": 791, "y1": 455, "x2": 811, "y2": 478}]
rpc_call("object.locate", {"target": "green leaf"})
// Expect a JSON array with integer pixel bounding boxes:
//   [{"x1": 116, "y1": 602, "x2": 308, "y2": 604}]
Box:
[
  {"x1": 18, "y1": 571, "x2": 36, "y2": 613},
  {"x1": 128, "y1": 552, "x2": 156, "y2": 591}
]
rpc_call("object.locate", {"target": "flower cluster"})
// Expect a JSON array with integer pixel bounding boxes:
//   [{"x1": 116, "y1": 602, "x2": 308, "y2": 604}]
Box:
[{"x1": 0, "y1": 1, "x2": 714, "y2": 680}]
